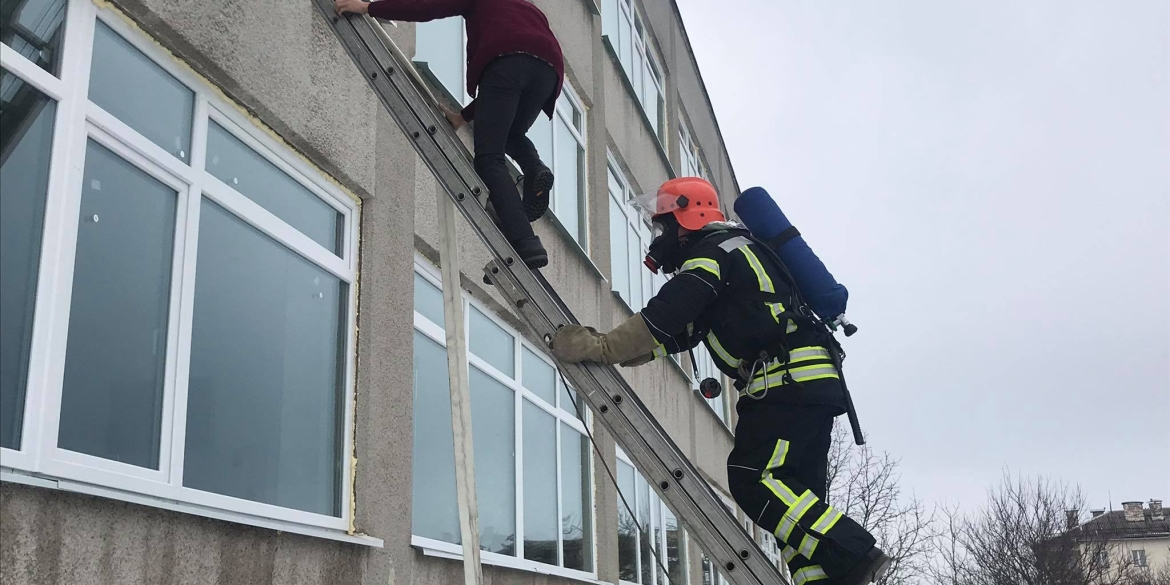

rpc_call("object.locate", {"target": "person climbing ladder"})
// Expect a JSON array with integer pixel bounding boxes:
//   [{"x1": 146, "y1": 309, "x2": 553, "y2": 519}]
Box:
[{"x1": 335, "y1": 0, "x2": 563, "y2": 269}]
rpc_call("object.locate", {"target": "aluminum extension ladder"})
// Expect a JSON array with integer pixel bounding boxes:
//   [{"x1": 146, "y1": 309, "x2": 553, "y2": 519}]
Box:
[{"x1": 313, "y1": 5, "x2": 791, "y2": 585}]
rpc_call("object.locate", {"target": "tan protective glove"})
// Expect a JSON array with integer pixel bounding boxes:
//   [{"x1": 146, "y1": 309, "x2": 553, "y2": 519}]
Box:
[{"x1": 552, "y1": 314, "x2": 658, "y2": 365}]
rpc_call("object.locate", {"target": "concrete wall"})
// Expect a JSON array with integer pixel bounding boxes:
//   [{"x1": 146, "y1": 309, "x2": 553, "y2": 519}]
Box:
[{"x1": 0, "y1": 0, "x2": 751, "y2": 582}]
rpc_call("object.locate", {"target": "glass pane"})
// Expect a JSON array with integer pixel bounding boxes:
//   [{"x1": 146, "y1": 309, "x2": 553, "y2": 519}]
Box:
[
  {"x1": 632, "y1": 48, "x2": 645, "y2": 103},
  {"x1": 0, "y1": 73, "x2": 54, "y2": 450},
  {"x1": 627, "y1": 224, "x2": 642, "y2": 307},
  {"x1": 522, "y1": 347, "x2": 555, "y2": 404},
  {"x1": 638, "y1": 472, "x2": 652, "y2": 584},
  {"x1": 523, "y1": 401, "x2": 557, "y2": 565},
  {"x1": 609, "y1": 194, "x2": 629, "y2": 300},
  {"x1": 414, "y1": 271, "x2": 445, "y2": 327},
  {"x1": 1, "y1": 0, "x2": 66, "y2": 74},
  {"x1": 553, "y1": 120, "x2": 581, "y2": 242},
  {"x1": 560, "y1": 384, "x2": 583, "y2": 421},
  {"x1": 642, "y1": 60, "x2": 656, "y2": 121},
  {"x1": 411, "y1": 331, "x2": 460, "y2": 543},
  {"x1": 206, "y1": 121, "x2": 343, "y2": 255},
  {"x1": 601, "y1": 0, "x2": 618, "y2": 40},
  {"x1": 665, "y1": 507, "x2": 684, "y2": 584},
  {"x1": 561, "y1": 427, "x2": 592, "y2": 571},
  {"x1": 469, "y1": 366, "x2": 516, "y2": 555},
  {"x1": 469, "y1": 306, "x2": 514, "y2": 377},
  {"x1": 653, "y1": 499, "x2": 665, "y2": 585},
  {"x1": 58, "y1": 141, "x2": 176, "y2": 469},
  {"x1": 617, "y1": 12, "x2": 632, "y2": 71},
  {"x1": 529, "y1": 112, "x2": 552, "y2": 166},
  {"x1": 184, "y1": 201, "x2": 346, "y2": 516},
  {"x1": 617, "y1": 461, "x2": 638, "y2": 581},
  {"x1": 415, "y1": 17, "x2": 466, "y2": 103},
  {"x1": 89, "y1": 22, "x2": 193, "y2": 162}
]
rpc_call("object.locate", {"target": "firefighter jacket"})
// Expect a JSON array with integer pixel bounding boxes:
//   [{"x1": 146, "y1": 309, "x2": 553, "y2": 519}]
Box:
[{"x1": 638, "y1": 227, "x2": 846, "y2": 410}]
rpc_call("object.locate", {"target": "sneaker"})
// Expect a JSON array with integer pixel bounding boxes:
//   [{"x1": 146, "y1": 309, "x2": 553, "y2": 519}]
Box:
[
  {"x1": 513, "y1": 236, "x2": 548, "y2": 269},
  {"x1": 838, "y1": 547, "x2": 892, "y2": 585},
  {"x1": 521, "y1": 166, "x2": 555, "y2": 222}
]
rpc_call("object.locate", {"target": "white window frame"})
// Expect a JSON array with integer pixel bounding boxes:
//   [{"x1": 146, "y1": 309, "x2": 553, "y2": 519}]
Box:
[
  {"x1": 603, "y1": 0, "x2": 666, "y2": 140},
  {"x1": 615, "y1": 448, "x2": 689, "y2": 585},
  {"x1": 1, "y1": 0, "x2": 363, "y2": 540},
  {"x1": 411, "y1": 259, "x2": 598, "y2": 581}
]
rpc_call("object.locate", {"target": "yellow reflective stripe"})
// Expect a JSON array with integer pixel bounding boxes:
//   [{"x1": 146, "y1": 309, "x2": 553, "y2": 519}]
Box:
[
  {"x1": 761, "y1": 348, "x2": 831, "y2": 375},
  {"x1": 793, "y1": 566, "x2": 828, "y2": 584},
  {"x1": 738, "y1": 247, "x2": 775, "y2": 293},
  {"x1": 705, "y1": 332, "x2": 737, "y2": 368},
  {"x1": 681, "y1": 257, "x2": 720, "y2": 279},
  {"x1": 744, "y1": 365, "x2": 840, "y2": 395},
  {"x1": 786, "y1": 346, "x2": 832, "y2": 363},
  {"x1": 798, "y1": 533, "x2": 820, "y2": 560},
  {"x1": 762, "y1": 476, "x2": 799, "y2": 507},
  {"x1": 775, "y1": 490, "x2": 819, "y2": 541},
  {"x1": 763, "y1": 440, "x2": 790, "y2": 476},
  {"x1": 811, "y1": 506, "x2": 844, "y2": 535},
  {"x1": 782, "y1": 546, "x2": 799, "y2": 564},
  {"x1": 653, "y1": 344, "x2": 667, "y2": 358}
]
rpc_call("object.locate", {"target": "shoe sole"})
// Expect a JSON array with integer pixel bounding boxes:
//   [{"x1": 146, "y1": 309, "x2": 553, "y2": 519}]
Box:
[
  {"x1": 523, "y1": 169, "x2": 555, "y2": 222},
  {"x1": 523, "y1": 252, "x2": 548, "y2": 269}
]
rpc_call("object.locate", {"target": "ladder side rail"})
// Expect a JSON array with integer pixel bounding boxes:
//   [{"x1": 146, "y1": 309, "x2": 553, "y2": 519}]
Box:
[{"x1": 314, "y1": 8, "x2": 789, "y2": 585}]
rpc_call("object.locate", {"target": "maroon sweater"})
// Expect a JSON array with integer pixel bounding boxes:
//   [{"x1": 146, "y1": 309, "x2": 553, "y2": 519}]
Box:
[{"x1": 367, "y1": 0, "x2": 565, "y2": 122}]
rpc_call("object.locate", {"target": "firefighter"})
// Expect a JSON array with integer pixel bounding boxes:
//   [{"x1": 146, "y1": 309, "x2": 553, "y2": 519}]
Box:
[{"x1": 552, "y1": 177, "x2": 891, "y2": 585}]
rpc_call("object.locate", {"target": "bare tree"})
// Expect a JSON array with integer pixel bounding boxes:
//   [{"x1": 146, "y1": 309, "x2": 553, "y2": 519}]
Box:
[
  {"x1": 926, "y1": 473, "x2": 1152, "y2": 585},
  {"x1": 826, "y1": 421, "x2": 935, "y2": 585}
]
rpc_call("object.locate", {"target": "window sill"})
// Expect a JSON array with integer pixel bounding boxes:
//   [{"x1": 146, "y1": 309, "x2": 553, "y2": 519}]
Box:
[
  {"x1": 600, "y1": 36, "x2": 674, "y2": 177},
  {"x1": 0, "y1": 469, "x2": 384, "y2": 548},
  {"x1": 411, "y1": 535, "x2": 605, "y2": 584}
]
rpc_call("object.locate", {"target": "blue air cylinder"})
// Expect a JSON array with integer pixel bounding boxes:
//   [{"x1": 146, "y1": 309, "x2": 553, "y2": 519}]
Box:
[{"x1": 734, "y1": 187, "x2": 854, "y2": 334}]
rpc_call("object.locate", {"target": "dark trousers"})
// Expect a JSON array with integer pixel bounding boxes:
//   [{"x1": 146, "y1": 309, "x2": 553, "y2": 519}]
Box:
[
  {"x1": 472, "y1": 53, "x2": 557, "y2": 243},
  {"x1": 727, "y1": 401, "x2": 876, "y2": 582}
]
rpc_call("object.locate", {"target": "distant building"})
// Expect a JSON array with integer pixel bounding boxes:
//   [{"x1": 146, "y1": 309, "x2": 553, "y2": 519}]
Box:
[{"x1": 1070, "y1": 499, "x2": 1170, "y2": 578}]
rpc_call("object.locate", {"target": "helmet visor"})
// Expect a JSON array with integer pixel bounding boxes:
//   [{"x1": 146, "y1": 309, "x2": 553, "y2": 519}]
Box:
[{"x1": 630, "y1": 188, "x2": 686, "y2": 222}]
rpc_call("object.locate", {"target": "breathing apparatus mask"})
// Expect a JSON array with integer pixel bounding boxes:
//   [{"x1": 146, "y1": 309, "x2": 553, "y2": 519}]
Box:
[{"x1": 643, "y1": 213, "x2": 686, "y2": 274}]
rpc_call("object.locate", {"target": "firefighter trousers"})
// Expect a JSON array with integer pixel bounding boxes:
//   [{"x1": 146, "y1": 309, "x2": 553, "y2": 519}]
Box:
[{"x1": 727, "y1": 401, "x2": 876, "y2": 584}]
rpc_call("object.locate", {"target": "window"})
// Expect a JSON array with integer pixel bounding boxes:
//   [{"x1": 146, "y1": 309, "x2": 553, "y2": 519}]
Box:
[
  {"x1": 608, "y1": 158, "x2": 665, "y2": 311},
  {"x1": 414, "y1": 16, "x2": 467, "y2": 105},
  {"x1": 528, "y1": 87, "x2": 589, "y2": 246},
  {"x1": 1133, "y1": 549, "x2": 1147, "y2": 567},
  {"x1": 602, "y1": 0, "x2": 665, "y2": 140},
  {"x1": 692, "y1": 344, "x2": 728, "y2": 425},
  {"x1": 679, "y1": 120, "x2": 708, "y2": 180},
  {"x1": 616, "y1": 450, "x2": 687, "y2": 585},
  {"x1": 1, "y1": 2, "x2": 358, "y2": 533},
  {"x1": 701, "y1": 490, "x2": 740, "y2": 585},
  {"x1": 415, "y1": 25, "x2": 591, "y2": 249},
  {"x1": 412, "y1": 262, "x2": 595, "y2": 577}
]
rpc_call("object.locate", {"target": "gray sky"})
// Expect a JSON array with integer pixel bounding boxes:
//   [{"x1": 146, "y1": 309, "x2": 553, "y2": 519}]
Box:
[{"x1": 675, "y1": 0, "x2": 1170, "y2": 512}]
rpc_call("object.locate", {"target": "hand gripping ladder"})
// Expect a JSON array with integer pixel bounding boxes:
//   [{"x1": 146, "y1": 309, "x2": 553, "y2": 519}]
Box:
[{"x1": 314, "y1": 6, "x2": 791, "y2": 585}]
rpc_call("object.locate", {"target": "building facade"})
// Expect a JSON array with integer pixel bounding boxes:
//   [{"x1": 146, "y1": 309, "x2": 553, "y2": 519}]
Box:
[{"x1": 0, "y1": 0, "x2": 779, "y2": 583}]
